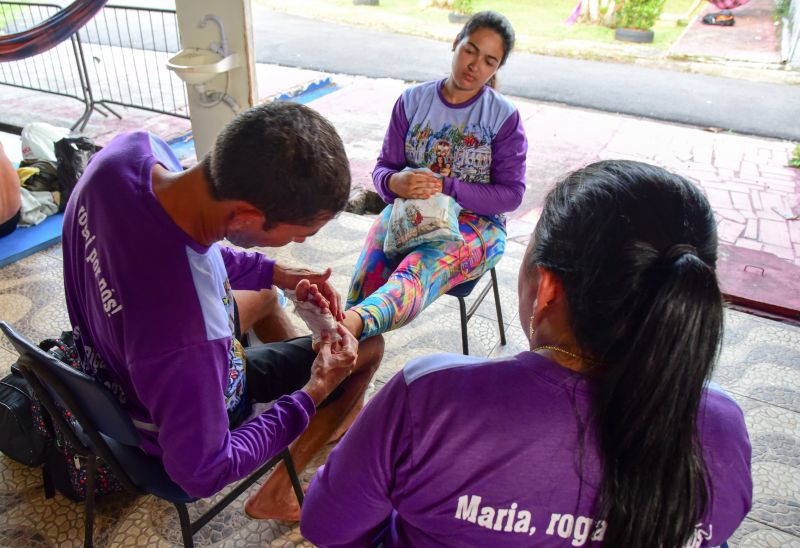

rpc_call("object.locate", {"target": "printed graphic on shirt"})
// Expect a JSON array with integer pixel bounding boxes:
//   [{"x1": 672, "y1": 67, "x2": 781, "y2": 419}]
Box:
[
  {"x1": 221, "y1": 276, "x2": 247, "y2": 424},
  {"x1": 186, "y1": 245, "x2": 247, "y2": 425},
  {"x1": 76, "y1": 205, "x2": 123, "y2": 317},
  {"x1": 405, "y1": 121, "x2": 493, "y2": 184},
  {"x1": 454, "y1": 495, "x2": 716, "y2": 547}
]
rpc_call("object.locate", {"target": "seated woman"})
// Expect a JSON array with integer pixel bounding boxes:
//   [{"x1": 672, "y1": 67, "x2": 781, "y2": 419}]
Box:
[
  {"x1": 341, "y1": 11, "x2": 528, "y2": 340},
  {"x1": 0, "y1": 142, "x2": 21, "y2": 238},
  {"x1": 301, "y1": 160, "x2": 752, "y2": 547}
]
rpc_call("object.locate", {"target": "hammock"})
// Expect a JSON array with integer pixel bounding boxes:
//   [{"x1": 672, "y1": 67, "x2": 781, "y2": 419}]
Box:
[
  {"x1": 708, "y1": 0, "x2": 749, "y2": 8},
  {"x1": 0, "y1": 0, "x2": 107, "y2": 62}
]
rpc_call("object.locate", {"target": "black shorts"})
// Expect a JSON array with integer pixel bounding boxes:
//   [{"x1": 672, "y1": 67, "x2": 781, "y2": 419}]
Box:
[
  {"x1": 244, "y1": 336, "x2": 317, "y2": 403},
  {"x1": 233, "y1": 299, "x2": 343, "y2": 411},
  {"x1": 0, "y1": 209, "x2": 20, "y2": 238}
]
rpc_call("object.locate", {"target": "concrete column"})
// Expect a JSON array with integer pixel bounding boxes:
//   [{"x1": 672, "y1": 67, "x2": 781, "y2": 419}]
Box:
[{"x1": 173, "y1": 0, "x2": 257, "y2": 158}]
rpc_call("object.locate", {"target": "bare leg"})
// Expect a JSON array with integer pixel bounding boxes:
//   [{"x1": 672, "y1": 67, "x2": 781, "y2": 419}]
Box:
[
  {"x1": 244, "y1": 334, "x2": 384, "y2": 521},
  {"x1": 341, "y1": 309, "x2": 364, "y2": 340},
  {"x1": 234, "y1": 288, "x2": 303, "y2": 343}
]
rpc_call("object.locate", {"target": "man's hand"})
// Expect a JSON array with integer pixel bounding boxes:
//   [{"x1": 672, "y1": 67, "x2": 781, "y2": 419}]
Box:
[
  {"x1": 388, "y1": 170, "x2": 443, "y2": 200},
  {"x1": 303, "y1": 325, "x2": 358, "y2": 405},
  {"x1": 273, "y1": 265, "x2": 344, "y2": 320}
]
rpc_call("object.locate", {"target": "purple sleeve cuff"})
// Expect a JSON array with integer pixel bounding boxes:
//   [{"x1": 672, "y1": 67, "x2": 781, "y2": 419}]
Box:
[
  {"x1": 373, "y1": 95, "x2": 410, "y2": 203},
  {"x1": 219, "y1": 246, "x2": 275, "y2": 290},
  {"x1": 293, "y1": 389, "x2": 317, "y2": 417}
]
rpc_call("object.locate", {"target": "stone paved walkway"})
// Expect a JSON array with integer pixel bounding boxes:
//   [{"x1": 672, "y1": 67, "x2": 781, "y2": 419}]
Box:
[{"x1": 670, "y1": 0, "x2": 784, "y2": 65}]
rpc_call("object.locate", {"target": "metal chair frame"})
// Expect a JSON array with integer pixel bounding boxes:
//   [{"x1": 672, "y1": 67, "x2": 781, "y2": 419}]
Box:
[
  {"x1": 448, "y1": 267, "x2": 507, "y2": 355},
  {"x1": 0, "y1": 321, "x2": 303, "y2": 548}
]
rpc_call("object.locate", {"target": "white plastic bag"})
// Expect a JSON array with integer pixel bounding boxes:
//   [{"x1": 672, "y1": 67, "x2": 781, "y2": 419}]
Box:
[
  {"x1": 384, "y1": 189, "x2": 463, "y2": 256},
  {"x1": 21, "y1": 122, "x2": 70, "y2": 163}
]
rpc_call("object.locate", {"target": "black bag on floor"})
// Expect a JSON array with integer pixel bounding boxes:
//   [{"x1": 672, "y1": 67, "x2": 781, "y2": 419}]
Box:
[
  {"x1": 34, "y1": 333, "x2": 123, "y2": 502},
  {"x1": 0, "y1": 365, "x2": 49, "y2": 466},
  {"x1": 54, "y1": 137, "x2": 97, "y2": 211}
]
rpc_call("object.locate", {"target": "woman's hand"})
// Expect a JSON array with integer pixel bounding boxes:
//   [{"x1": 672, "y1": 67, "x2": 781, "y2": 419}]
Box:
[{"x1": 388, "y1": 170, "x2": 443, "y2": 200}]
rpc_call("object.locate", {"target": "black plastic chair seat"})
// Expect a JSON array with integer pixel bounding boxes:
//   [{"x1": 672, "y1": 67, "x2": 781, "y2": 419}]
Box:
[
  {"x1": 446, "y1": 276, "x2": 482, "y2": 298},
  {"x1": 103, "y1": 435, "x2": 194, "y2": 503}
]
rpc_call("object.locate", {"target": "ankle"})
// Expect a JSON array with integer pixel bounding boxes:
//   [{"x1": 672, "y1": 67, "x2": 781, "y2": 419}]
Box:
[{"x1": 343, "y1": 310, "x2": 364, "y2": 339}]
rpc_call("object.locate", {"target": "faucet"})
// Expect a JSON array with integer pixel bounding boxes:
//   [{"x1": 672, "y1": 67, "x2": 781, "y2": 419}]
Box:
[{"x1": 198, "y1": 14, "x2": 228, "y2": 57}]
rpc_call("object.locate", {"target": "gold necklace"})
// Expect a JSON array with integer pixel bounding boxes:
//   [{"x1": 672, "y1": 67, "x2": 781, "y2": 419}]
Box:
[{"x1": 532, "y1": 345, "x2": 587, "y2": 362}]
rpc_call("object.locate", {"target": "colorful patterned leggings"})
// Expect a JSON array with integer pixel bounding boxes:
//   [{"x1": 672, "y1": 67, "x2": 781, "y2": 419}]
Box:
[{"x1": 347, "y1": 206, "x2": 506, "y2": 339}]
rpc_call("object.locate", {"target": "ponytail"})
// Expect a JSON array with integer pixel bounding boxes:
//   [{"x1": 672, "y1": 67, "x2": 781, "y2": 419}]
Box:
[
  {"x1": 593, "y1": 245, "x2": 721, "y2": 547},
  {"x1": 530, "y1": 160, "x2": 723, "y2": 547}
]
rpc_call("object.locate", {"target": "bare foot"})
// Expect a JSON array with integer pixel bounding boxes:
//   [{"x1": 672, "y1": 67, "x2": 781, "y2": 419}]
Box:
[
  {"x1": 286, "y1": 280, "x2": 340, "y2": 347},
  {"x1": 244, "y1": 491, "x2": 301, "y2": 522}
]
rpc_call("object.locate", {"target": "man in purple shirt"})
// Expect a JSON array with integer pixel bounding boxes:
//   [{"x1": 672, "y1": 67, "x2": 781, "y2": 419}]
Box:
[{"x1": 62, "y1": 102, "x2": 383, "y2": 521}]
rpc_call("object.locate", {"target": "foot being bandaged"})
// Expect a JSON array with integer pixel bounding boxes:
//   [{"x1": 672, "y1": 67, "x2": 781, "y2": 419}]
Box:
[{"x1": 283, "y1": 289, "x2": 342, "y2": 346}]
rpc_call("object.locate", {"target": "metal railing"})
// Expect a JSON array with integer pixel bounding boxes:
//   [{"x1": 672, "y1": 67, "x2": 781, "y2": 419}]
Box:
[{"x1": 0, "y1": 2, "x2": 188, "y2": 131}]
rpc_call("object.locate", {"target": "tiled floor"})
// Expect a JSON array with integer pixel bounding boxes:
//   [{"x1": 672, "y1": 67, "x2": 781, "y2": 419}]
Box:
[{"x1": 0, "y1": 213, "x2": 799, "y2": 546}]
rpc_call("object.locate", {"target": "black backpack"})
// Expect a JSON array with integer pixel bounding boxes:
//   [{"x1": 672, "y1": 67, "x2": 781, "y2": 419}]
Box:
[
  {"x1": 0, "y1": 333, "x2": 123, "y2": 501},
  {"x1": 0, "y1": 364, "x2": 49, "y2": 466}
]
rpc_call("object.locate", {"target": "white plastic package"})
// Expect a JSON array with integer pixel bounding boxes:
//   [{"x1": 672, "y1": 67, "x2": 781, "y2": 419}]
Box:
[{"x1": 384, "y1": 169, "x2": 463, "y2": 256}]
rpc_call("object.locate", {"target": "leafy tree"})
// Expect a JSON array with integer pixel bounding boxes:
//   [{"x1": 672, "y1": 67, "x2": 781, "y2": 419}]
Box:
[{"x1": 617, "y1": 0, "x2": 666, "y2": 30}]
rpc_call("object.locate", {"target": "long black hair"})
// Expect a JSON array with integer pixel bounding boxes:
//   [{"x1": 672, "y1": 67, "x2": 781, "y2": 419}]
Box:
[
  {"x1": 528, "y1": 160, "x2": 723, "y2": 547},
  {"x1": 455, "y1": 11, "x2": 515, "y2": 88}
]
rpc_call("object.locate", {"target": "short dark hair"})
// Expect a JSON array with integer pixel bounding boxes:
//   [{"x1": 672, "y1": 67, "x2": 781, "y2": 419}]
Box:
[
  {"x1": 455, "y1": 11, "x2": 516, "y2": 67},
  {"x1": 205, "y1": 101, "x2": 351, "y2": 228},
  {"x1": 528, "y1": 160, "x2": 722, "y2": 547}
]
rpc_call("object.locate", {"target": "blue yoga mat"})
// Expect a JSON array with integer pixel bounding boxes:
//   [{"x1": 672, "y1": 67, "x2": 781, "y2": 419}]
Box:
[{"x1": 0, "y1": 213, "x2": 63, "y2": 268}]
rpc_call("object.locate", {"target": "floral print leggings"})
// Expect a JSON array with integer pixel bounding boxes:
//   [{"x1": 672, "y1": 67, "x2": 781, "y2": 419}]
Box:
[{"x1": 347, "y1": 205, "x2": 506, "y2": 339}]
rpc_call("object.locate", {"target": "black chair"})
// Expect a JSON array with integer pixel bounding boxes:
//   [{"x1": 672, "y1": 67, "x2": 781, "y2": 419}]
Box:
[
  {"x1": 446, "y1": 267, "x2": 506, "y2": 355},
  {"x1": 0, "y1": 321, "x2": 304, "y2": 548}
]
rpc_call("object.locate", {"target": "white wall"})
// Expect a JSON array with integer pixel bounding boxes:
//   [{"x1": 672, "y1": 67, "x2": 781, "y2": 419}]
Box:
[
  {"x1": 789, "y1": 0, "x2": 800, "y2": 68},
  {"x1": 174, "y1": 0, "x2": 257, "y2": 158}
]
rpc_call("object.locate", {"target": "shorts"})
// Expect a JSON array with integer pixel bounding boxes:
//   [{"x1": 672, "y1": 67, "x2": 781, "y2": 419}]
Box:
[
  {"x1": 0, "y1": 209, "x2": 20, "y2": 238},
  {"x1": 232, "y1": 299, "x2": 342, "y2": 421},
  {"x1": 244, "y1": 336, "x2": 317, "y2": 403}
]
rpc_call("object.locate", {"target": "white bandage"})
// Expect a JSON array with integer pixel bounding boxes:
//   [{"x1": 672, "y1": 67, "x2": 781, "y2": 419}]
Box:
[{"x1": 283, "y1": 290, "x2": 342, "y2": 345}]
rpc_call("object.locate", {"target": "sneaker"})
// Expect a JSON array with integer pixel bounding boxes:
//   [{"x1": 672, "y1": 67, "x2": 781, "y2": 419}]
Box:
[{"x1": 702, "y1": 11, "x2": 735, "y2": 26}]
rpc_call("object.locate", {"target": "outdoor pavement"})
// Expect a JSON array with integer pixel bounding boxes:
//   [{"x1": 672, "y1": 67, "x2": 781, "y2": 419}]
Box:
[
  {"x1": 0, "y1": 5, "x2": 799, "y2": 545},
  {"x1": 1, "y1": 211, "x2": 799, "y2": 547},
  {"x1": 249, "y1": 6, "x2": 800, "y2": 141},
  {"x1": 671, "y1": 0, "x2": 784, "y2": 65}
]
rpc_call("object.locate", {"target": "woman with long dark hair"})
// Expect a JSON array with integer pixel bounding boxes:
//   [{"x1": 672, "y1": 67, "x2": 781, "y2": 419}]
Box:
[
  {"x1": 340, "y1": 11, "x2": 527, "y2": 340},
  {"x1": 301, "y1": 160, "x2": 752, "y2": 547}
]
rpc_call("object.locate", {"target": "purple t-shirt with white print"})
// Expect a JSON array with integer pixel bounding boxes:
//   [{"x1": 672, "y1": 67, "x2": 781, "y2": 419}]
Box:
[
  {"x1": 373, "y1": 80, "x2": 528, "y2": 217},
  {"x1": 302, "y1": 352, "x2": 752, "y2": 547},
  {"x1": 62, "y1": 132, "x2": 316, "y2": 498}
]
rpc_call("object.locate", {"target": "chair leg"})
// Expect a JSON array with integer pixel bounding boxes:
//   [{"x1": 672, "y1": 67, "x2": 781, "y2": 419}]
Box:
[
  {"x1": 42, "y1": 460, "x2": 55, "y2": 499},
  {"x1": 490, "y1": 268, "x2": 506, "y2": 346},
  {"x1": 457, "y1": 297, "x2": 469, "y2": 355},
  {"x1": 84, "y1": 454, "x2": 97, "y2": 548},
  {"x1": 283, "y1": 451, "x2": 304, "y2": 506},
  {"x1": 174, "y1": 502, "x2": 194, "y2": 548}
]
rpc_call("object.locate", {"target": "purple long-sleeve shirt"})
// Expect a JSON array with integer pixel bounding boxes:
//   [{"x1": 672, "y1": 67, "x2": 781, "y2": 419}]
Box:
[
  {"x1": 372, "y1": 80, "x2": 528, "y2": 216},
  {"x1": 62, "y1": 132, "x2": 316, "y2": 498},
  {"x1": 302, "y1": 352, "x2": 752, "y2": 547}
]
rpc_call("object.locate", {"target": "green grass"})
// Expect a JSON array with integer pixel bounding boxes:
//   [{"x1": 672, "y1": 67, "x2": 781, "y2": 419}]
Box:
[
  {"x1": 255, "y1": 0, "x2": 700, "y2": 59},
  {"x1": 790, "y1": 144, "x2": 800, "y2": 168}
]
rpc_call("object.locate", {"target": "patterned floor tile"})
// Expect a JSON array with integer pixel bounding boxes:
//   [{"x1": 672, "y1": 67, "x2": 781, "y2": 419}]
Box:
[
  {"x1": 1, "y1": 213, "x2": 799, "y2": 546},
  {"x1": 728, "y1": 518, "x2": 800, "y2": 547}
]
